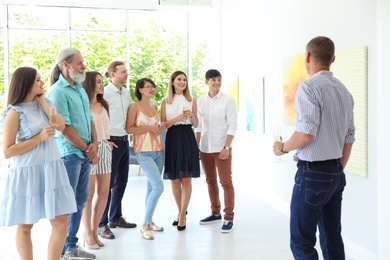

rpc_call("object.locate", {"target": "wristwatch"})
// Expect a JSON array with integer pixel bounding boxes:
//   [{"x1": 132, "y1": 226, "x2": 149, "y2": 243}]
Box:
[
  {"x1": 279, "y1": 143, "x2": 288, "y2": 154},
  {"x1": 224, "y1": 146, "x2": 231, "y2": 151}
]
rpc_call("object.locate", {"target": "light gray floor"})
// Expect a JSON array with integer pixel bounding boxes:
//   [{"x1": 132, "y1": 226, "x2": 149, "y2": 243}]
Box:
[{"x1": 0, "y1": 165, "x2": 352, "y2": 260}]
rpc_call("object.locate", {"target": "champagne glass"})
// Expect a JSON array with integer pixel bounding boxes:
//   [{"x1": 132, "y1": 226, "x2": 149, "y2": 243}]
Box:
[
  {"x1": 182, "y1": 106, "x2": 190, "y2": 119},
  {"x1": 50, "y1": 107, "x2": 58, "y2": 138},
  {"x1": 273, "y1": 125, "x2": 284, "y2": 162}
]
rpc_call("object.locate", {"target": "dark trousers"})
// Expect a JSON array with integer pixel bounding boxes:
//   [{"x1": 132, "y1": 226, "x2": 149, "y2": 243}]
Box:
[
  {"x1": 99, "y1": 139, "x2": 129, "y2": 226},
  {"x1": 290, "y1": 159, "x2": 346, "y2": 260}
]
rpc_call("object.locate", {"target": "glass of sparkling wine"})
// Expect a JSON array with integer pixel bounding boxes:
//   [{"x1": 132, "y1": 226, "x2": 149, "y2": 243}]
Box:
[
  {"x1": 50, "y1": 107, "x2": 58, "y2": 138},
  {"x1": 182, "y1": 106, "x2": 190, "y2": 118},
  {"x1": 273, "y1": 125, "x2": 284, "y2": 162}
]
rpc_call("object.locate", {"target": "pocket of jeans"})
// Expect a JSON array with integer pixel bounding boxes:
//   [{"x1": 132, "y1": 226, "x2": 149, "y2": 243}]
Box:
[{"x1": 304, "y1": 174, "x2": 333, "y2": 207}]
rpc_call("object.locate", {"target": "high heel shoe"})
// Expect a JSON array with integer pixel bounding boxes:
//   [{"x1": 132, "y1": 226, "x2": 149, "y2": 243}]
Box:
[
  {"x1": 177, "y1": 216, "x2": 186, "y2": 231},
  {"x1": 96, "y1": 240, "x2": 105, "y2": 247},
  {"x1": 172, "y1": 211, "x2": 188, "y2": 226},
  {"x1": 83, "y1": 234, "x2": 99, "y2": 250},
  {"x1": 177, "y1": 225, "x2": 186, "y2": 231}
]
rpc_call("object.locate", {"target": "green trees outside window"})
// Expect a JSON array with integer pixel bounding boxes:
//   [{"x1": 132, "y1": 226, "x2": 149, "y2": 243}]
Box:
[{"x1": 0, "y1": 5, "x2": 213, "y2": 166}]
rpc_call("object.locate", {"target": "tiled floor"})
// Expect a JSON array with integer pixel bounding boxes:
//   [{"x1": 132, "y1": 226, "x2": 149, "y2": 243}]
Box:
[
  {"x1": 0, "y1": 164, "x2": 353, "y2": 259},
  {"x1": 0, "y1": 164, "x2": 294, "y2": 260}
]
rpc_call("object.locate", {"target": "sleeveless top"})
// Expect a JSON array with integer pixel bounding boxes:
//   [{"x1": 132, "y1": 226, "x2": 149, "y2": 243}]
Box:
[
  {"x1": 133, "y1": 104, "x2": 164, "y2": 153},
  {"x1": 165, "y1": 94, "x2": 193, "y2": 125},
  {"x1": 91, "y1": 107, "x2": 110, "y2": 141}
]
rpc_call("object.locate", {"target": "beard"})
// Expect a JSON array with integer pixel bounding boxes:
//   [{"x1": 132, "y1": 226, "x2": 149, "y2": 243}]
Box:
[{"x1": 69, "y1": 66, "x2": 86, "y2": 83}]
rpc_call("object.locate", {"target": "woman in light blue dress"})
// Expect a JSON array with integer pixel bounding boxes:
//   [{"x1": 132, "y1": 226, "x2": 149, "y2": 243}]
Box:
[{"x1": 0, "y1": 67, "x2": 77, "y2": 260}]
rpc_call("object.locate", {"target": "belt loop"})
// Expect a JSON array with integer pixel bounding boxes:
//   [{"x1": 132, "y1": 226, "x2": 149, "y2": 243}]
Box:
[{"x1": 305, "y1": 161, "x2": 310, "y2": 169}]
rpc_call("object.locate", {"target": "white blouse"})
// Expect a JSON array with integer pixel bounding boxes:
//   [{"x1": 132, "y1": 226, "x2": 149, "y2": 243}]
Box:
[{"x1": 165, "y1": 94, "x2": 193, "y2": 125}]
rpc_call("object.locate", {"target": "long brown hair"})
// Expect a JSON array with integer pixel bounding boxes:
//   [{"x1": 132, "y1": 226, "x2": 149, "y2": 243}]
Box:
[
  {"x1": 7, "y1": 67, "x2": 37, "y2": 106},
  {"x1": 166, "y1": 71, "x2": 192, "y2": 104},
  {"x1": 82, "y1": 71, "x2": 109, "y2": 116}
]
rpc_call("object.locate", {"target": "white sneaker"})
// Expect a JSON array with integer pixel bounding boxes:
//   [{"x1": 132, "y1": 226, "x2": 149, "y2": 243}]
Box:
[{"x1": 64, "y1": 245, "x2": 96, "y2": 259}]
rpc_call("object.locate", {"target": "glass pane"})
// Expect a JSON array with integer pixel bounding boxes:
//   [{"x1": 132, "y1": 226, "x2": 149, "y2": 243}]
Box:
[
  {"x1": 0, "y1": 6, "x2": 3, "y2": 29},
  {"x1": 189, "y1": 9, "x2": 212, "y2": 98},
  {"x1": 8, "y1": 5, "x2": 68, "y2": 29},
  {"x1": 128, "y1": 10, "x2": 188, "y2": 104},
  {"x1": 71, "y1": 31, "x2": 127, "y2": 76},
  {"x1": 71, "y1": 8, "x2": 126, "y2": 30},
  {"x1": 8, "y1": 29, "x2": 67, "y2": 87}
]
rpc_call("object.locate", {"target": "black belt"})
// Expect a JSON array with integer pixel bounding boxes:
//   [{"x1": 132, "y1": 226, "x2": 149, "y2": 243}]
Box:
[
  {"x1": 297, "y1": 159, "x2": 340, "y2": 167},
  {"x1": 109, "y1": 135, "x2": 128, "y2": 141}
]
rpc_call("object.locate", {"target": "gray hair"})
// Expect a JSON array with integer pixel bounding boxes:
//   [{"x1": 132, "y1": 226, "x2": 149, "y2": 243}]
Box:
[{"x1": 50, "y1": 47, "x2": 80, "y2": 86}]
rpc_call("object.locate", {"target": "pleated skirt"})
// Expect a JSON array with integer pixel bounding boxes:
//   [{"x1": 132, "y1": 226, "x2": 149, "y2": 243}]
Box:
[{"x1": 163, "y1": 125, "x2": 200, "y2": 180}]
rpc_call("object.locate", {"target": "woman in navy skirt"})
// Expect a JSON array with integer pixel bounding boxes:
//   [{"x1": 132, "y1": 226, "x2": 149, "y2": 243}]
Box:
[{"x1": 160, "y1": 71, "x2": 200, "y2": 231}]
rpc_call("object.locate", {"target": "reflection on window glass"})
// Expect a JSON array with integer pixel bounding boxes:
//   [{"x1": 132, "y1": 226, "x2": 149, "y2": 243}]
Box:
[
  {"x1": 8, "y1": 6, "x2": 68, "y2": 29},
  {"x1": 71, "y1": 8, "x2": 126, "y2": 30}
]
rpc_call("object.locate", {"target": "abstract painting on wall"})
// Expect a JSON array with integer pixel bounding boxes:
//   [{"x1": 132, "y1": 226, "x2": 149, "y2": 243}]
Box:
[
  {"x1": 226, "y1": 76, "x2": 239, "y2": 111},
  {"x1": 246, "y1": 77, "x2": 265, "y2": 134},
  {"x1": 333, "y1": 46, "x2": 368, "y2": 177},
  {"x1": 283, "y1": 54, "x2": 310, "y2": 125},
  {"x1": 282, "y1": 46, "x2": 368, "y2": 177}
]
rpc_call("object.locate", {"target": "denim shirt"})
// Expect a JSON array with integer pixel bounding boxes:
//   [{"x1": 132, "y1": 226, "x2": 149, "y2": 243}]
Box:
[{"x1": 48, "y1": 74, "x2": 92, "y2": 159}]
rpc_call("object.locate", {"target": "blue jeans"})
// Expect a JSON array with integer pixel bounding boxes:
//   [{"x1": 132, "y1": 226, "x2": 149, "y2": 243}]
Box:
[
  {"x1": 135, "y1": 151, "x2": 164, "y2": 224},
  {"x1": 290, "y1": 159, "x2": 346, "y2": 260},
  {"x1": 62, "y1": 154, "x2": 90, "y2": 253},
  {"x1": 100, "y1": 139, "x2": 129, "y2": 225}
]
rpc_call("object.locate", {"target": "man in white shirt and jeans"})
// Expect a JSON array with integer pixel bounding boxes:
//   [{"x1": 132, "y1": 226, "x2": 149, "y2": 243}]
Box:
[
  {"x1": 196, "y1": 69, "x2": 238, "y2": 233},
  {"x1": 98, "y1": 61, "x2": 136, "y2": 240}
]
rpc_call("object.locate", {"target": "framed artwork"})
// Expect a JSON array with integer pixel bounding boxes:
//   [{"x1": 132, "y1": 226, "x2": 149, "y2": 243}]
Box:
[
  {"x1": 282, "y1": 46, "x2": 368, "y2": 177},
  {"x1": 283, "y1": 54, "x2": 310, "y2": 125},
  {"x1": 246, "y1": 77, "x2": 265, "y2": 134},
  {"x1": 226, "y1": 75, "x2": 239, "y2": 111}
]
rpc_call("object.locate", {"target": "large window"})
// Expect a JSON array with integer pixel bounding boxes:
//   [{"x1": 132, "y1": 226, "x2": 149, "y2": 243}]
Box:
[{"x1": 0, "y1": 4, "x2": 214, "y2": 166}]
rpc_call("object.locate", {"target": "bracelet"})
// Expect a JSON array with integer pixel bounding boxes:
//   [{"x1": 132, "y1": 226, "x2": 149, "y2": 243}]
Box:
[{"x1": 279, "y1": 143, "x2": 288, "y2": 154}]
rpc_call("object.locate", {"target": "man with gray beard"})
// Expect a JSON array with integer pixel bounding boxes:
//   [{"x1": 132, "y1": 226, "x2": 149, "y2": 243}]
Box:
[{"x1": 48, "y1": 47, "x2": 98, "y2": 260}]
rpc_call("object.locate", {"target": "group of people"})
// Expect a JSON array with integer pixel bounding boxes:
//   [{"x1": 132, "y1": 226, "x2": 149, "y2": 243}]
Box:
[
  {"x1": 0, "y1": 46, "x2": 238, "y2": 260},
  {"x1": 0, "y1": 35, "x2": 355, "y2": 260}
]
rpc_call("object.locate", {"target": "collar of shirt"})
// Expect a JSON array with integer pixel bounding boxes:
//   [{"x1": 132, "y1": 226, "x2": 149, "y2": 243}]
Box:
[
  {"x1": 105, "y1": 81, "x2": 123, "y2": 93},
  {"x1": 58, "y1": 74, "x2": 83, "y2": 90},
  {"x1": 207, "y1": 90, "x2": 222, "y2": 100}
]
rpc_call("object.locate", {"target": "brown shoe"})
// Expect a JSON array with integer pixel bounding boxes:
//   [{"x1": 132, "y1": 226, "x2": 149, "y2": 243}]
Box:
[
  {"x1": 98, "y1": 224, "x2": 115, "y2": 239},
  {"x1": 109, "y1": 216, "x2": 137, "y2": 228}
]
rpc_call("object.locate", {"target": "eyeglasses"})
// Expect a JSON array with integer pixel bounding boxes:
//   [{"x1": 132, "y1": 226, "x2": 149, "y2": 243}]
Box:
[{"x1": 143, "y1": 84, "x2": 156, "y2": 89}]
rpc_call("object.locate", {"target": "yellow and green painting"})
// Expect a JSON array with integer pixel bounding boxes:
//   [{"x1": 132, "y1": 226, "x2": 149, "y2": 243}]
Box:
[{"x1": 283, "y1": 46, "x2": 368, "y2": 177}]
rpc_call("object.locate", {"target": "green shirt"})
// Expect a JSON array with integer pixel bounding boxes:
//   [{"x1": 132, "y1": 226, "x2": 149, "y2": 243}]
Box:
[{"x1": 48, "y1": 74, "x2": 92, "y2": 159}]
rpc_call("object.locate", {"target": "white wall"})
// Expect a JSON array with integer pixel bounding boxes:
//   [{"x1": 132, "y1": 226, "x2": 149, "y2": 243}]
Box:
[
  {"x1": 376, "y1": 0, "x2": 390, "y2": 259},
  {"x1": 218, "y1": 0, "x2": 389, "y2": 259}
]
